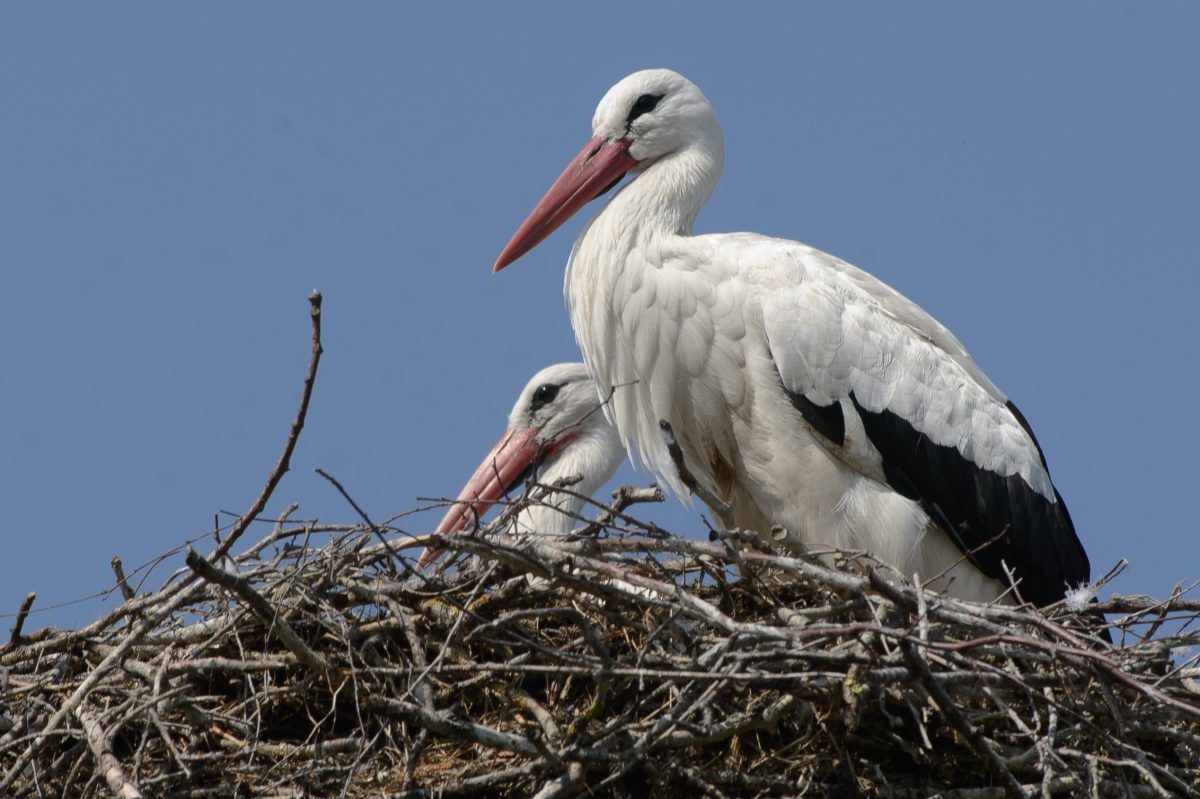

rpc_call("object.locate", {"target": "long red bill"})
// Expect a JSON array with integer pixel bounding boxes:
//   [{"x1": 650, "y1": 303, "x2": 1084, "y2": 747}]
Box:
[
  {"x1": 416, "y1": 427, "x2": 578, "y2": 569},
  {"x1": 493, "y1": 136, "x2": 635, "y2": 272}
]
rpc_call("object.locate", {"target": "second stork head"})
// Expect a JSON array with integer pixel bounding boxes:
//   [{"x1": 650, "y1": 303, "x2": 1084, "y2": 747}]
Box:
[{"x1": 416, "y1": 363, "x2": 623, "y2": 568}]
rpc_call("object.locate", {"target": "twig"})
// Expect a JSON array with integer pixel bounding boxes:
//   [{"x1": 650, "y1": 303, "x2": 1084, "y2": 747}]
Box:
[
  {"x1": 367, "y1": 696, "x2": 541, "y2": 757},
  {"x1": 148, "y1": 651, "x2": 190, "y2": 780},
  {"x1": 314, "y1": 468, "x2": 380, "y2": 534},
  {"x1": 6, "y1": 592, "x2": 35, "y2": 645},
  {"x1": 574, "y1": 484, "x2": 664, "y2": 538},
  {"x1": 658, "y1": 419, "x2": 734, "y2": 526},
  {"x1": 209, "y1": 291, "x2": 323, "y2": 564},
  {"x1": 111, "y1": 556, "x2": 136, "y2": 602},
  {"x1": 530, "y1": 762, "x2": 584, "y2": 799},
  {"x1": 75, "y1": 705, "x2": 143, "y2": 799},
  {"x1": 1039, "y1": 687, "x2": 1058, "y2": 799}
]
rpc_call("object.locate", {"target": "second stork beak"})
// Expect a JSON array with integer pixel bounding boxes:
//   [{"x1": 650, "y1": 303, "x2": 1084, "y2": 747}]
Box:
[{"x1": 415, "y1": 427, "x2": 577, "y2": 569}]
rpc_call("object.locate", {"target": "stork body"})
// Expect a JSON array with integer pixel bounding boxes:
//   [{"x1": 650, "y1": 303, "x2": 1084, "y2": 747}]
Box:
[
  {"x1": 495, "y1": 69, "x2": 1092, "y2": 605},
  {"x1": 417, "y1": 363, "x2": 623, "y2": 568}
]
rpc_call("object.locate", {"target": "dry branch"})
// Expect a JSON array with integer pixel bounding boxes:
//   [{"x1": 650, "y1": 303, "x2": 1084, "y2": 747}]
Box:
[
  {"x1": 208, "y1": 290, "x2": 323, "y2": 564},
  {"x1": 5, "y1": 592, "x2": 35, "y2": 646},
  {"x1": 75, "y1": 706, "x2": 143, "y2": 799}
]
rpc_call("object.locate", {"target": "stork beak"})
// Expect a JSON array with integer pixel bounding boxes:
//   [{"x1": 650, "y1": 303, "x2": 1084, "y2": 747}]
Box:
[
  {"x1": 494, "y1": 136, "x2": 636, "y2": 272},
  {"x1": 415, "y1": 427, "x2": 578, "y2": 569}
]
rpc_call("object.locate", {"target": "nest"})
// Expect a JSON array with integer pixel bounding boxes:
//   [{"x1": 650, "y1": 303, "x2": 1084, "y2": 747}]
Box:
[
  {"x1": 1, "y1": 479, "x2": 1198, "y2": 799},
  {"x1": 3, "y1": 296, "x2": 1198, "y2": 797}
]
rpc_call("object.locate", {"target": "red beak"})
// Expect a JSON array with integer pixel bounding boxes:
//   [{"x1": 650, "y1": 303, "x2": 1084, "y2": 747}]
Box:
[
  {"x1": 494, "y1": 136, "x2": 636, "y2": 272},
  {"x1": 416, "y1": 427, "x2": 578, "y2": 569}
]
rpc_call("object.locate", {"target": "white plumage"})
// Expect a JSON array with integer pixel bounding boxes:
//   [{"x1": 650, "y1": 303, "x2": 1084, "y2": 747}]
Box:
[
  {"x1": 417, "y1": 363, "x2": 623, "y2": 568},
  {"x1": 494, "y1": 69, "x2": 1092, "y2": 605}
]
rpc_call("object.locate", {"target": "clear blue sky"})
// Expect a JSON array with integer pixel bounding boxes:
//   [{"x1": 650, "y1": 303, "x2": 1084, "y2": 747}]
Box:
[{"x1": 3, "y1": 3, "x2": 1197, "y2": 629}]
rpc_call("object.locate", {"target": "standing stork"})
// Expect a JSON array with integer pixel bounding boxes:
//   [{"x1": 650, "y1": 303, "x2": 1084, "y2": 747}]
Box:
[
  {"x1": 493, "y1": 69, "x2": 1094, "y2": 606},
  {"x1": 417, "y1": 363, "x2": 623, "y2": 568}
]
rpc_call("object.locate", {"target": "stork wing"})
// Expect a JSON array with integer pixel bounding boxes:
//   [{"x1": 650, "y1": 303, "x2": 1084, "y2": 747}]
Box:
[{"x1": 759, "y1": 246, "x2": 1091, "y2": 604}]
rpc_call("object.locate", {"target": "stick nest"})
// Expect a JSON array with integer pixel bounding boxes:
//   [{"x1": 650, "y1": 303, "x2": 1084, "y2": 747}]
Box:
[{"x1": 1, "y1": 486, "x2": 1198, "y2": 799}]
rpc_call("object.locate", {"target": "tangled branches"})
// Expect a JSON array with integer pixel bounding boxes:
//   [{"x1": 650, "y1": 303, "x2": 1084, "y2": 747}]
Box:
[{"x1": 0, "y1": 490, "x2": 1197, "y2": 797}]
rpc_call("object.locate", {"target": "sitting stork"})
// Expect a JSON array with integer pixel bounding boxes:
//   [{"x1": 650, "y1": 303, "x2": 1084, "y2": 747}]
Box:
[
  {"x1": 492, "y1": 69, "x2": 1095, "y2": 606},
  {"x1": 417, "y1": 363, "x2": 623, "y2": 568}
]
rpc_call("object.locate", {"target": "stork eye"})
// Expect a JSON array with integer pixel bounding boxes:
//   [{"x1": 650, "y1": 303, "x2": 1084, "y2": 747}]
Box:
[
  {"x1": 626, "y1": 93, "x2": 664, "y2": 125},
  {"x1": 530, "y1": 383, "x2": 561, "y2": 411}
]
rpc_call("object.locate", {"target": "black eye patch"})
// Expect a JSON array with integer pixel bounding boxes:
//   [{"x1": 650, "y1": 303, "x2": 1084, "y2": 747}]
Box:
[{"x1": 626, "y1": 93, "x2": 664, "y2": 125}]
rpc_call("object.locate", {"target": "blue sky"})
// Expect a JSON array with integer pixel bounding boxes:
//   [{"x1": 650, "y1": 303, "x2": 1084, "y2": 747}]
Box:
[{"x1": 2, "y1": 3, "x2": 1197, "y2": 628}]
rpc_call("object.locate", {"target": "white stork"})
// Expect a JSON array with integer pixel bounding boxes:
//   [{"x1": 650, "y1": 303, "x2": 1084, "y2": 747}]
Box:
[
  {"x1": 417, "y1": 363, "x2": 623, "y2": 568},
  {"x1": 493, "y1": 69, "x2": 1093, "y2": 606}
]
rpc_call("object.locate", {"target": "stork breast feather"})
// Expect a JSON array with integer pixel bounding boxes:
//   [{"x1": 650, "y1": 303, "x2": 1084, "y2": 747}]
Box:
[{"x1": 761, "y1": 272, "x2": 1054, "y2": 500}]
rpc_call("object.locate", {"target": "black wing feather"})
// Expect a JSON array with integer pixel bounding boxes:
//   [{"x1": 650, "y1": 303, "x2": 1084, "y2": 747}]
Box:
[{"x1": 846, "y1": 393, "x2": 1091, "y2": 607}]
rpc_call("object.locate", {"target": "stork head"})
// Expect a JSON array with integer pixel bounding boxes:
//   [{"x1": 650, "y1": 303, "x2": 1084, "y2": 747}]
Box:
[
  {"x1": 415, "y1": 363, "x2": 622, "y2": 568},
  {"x1": 494, "y1": 69, "x2": 723, "y2": 272},
  {"x1": 591, "y1": 69, "x2": 720, "y2": 168}
]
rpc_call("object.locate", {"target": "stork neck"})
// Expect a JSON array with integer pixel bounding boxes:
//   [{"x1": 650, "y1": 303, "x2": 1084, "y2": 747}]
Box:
[
  {"x1": 609, "y1": 139, "x2": 723, "y2": 237},
  {"x1": 564, "y1": 128, "x2": 725, "y2": 437}
]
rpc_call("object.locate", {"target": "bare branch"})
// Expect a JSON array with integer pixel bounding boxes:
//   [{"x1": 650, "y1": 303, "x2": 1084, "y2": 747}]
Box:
[
  {"x1": 5, "y1": 592, "x2": 35, "y2": 646},
  {"x1": 209, "y1": 290, "x2": 324, "y2": 564},
  {"x1": 75, "y1": 706, "x2": 143, "y2": 799}
]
